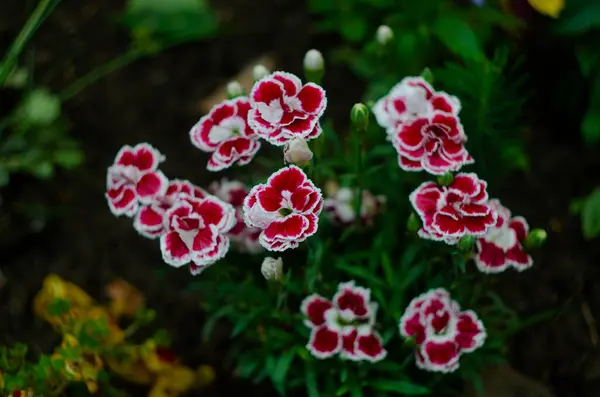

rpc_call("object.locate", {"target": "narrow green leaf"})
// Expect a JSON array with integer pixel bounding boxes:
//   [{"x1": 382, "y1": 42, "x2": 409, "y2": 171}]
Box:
[
  {"x1": 582, "y1": 188, "x2": 600, "y2": 239},
  {"x1": 370, "y1": 379, "x2": 430, "y2": 395},
  {"x1": 271, "y1": 349, "x2": 296, "y2": 395},
  {"x1": 305, "y1": 361, "x2": 320, "y2": 397},
  {"x1": 432, "y1": 14, "x2": 483, "y2": 61}
]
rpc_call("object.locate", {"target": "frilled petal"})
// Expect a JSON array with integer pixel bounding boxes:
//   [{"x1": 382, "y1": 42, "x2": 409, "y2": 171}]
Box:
[
  {"x1": 134, "y1": 205, "x2": 166, "y2": 239},
  {"x1": 136, "y1": 171, "x2": 169, "y2": 203},
  {"x1": 355, "y1": 332, "x2": 387, "y2": 363},
  {"x1": 115, "y1": 143, "x2": 164, "y2": 171},
  {"x1": 421, "y1": 339, "x2": 460, "y2": 373},
  {"x1": 262, "y1": 214, "x2": 309, "y2": 242},
  {"x1": 510, "y1": 216, "x2": 530, "y2": 241},
  {"x1": 455, "y1": 311, "x2": 486, "y2": 352},
  {"x1": 394, "y1": 118, "x2": 428, "y2": 150},
  {"x1": 160, "y1": 232, "x2": 192, "y2": 267},
  {"x1": 409, "y1": 182, "x2": 443, "y2": 217},
  {"x1": 333, "y1": 281, "x2": 371, "y2": 319},
  {"x1": 306, "y1": 325, "x2": 342, "y2": 359},
  {"x1": 106, "y1": 185, "x2": 138, "y2": 217},
  {"x1": 297, "y1": 84, "x2": 327, "y2": 115},
  {"x1": 301, "y1": 294, "x2": 333, "y2": 328},
  {"x1": 474, "y1": 239, "x2": 510, "y2": 273}
]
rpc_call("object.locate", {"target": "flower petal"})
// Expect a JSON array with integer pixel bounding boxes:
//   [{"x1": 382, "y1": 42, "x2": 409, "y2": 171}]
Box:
[
  {"x1": 355, "y1": 332, "x2": 387, "y2": 363},
  {"x1": 306, "y1": 326, "x2": 342, "y2": 359},
  {"x1": 301, "y1": 295, "x2": 334, "y2": 328},
  {"x1": 160, "y1": 232, "x2": 191, "y2": 267},
  {"x1": 455, "y1": 311, "x2": 486, "y2": 352}
]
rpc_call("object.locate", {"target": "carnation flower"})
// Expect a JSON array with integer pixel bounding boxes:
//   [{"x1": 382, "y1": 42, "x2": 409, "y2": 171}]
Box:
[
  {"x1": 372, "y1": 76, "x2": 461, "y2": 134},
  {"x1": 134, "y1": 179, "x2": 207, "y2": 239},
  {"x1": 243, "y1": 166, "x2": 323, "y2": 251},
  {"x1": 399, "y1": 288, "x2": 486, "y2": 373},
  {"x1": 409, "y1": 173, "x2": 497, "y2": 244},
  {"x1": 209, "y1": 178, "x2": 263, "y2": 254},
  {"x1": 106, "y1": 143, "x2": 168, "y2": 217},
  {"x1": 323, "y1": 183, "x2": 386, "y2": 226},
  {"x1": 391, "y1": 111, "x2": 473, "y2": 175},
  {"x1": 190, "y1": 97, "x2": 261, "y2": 172},
  {"x1": 248, "y1": 72, "x2": 326, "y2": 146},
  {"x1": 301, "y1": 281, "x2": 386, "y2": 362},
  {"x1": 160, "y1": 194, "x2": 236, "y2": 275},
  {"x1": 474, "y1": 199, "x2": 533, "y2": 273}
]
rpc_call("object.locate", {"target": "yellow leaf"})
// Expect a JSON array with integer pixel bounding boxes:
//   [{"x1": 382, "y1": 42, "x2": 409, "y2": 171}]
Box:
[{"x1": 527, "y1": 0, "x2": 565, "y2": 18}]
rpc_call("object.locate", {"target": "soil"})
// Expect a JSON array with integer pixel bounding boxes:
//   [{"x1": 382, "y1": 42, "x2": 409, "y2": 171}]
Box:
[{"x1": 0, "y1": 1, "x2": 599, "y2": 397}]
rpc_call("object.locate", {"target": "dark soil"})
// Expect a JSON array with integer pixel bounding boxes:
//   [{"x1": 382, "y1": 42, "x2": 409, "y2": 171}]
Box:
[{"x1": 0, "y1": 1, "x2": 599, "y2": 397}]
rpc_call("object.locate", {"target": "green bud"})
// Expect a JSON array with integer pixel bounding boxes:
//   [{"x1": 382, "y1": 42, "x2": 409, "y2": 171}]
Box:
[
  {"x1": 226, "y1": 81, "x2": 244, "y2": 99},
  {"x1": 420, "y1": 67, "x2": 434, "y2": 84},
  {"x1": 407, "y1": 212, "x2": 421, "y2": 233},
  {"x1": 17, "y1": 89, "x2": 61, "y2": 126},
  {"x1": 437, "y1": 172, "x2": 454, "y2": 186},
  {"x1": 350, "y1": 103, "x2": 369, "y2": 131},
  {"x1": 524, "y1": 228, "x2": 547, "y2": 249},
  {"x1": 458, "y1": 235, "x2": 476, "y2": 251}
]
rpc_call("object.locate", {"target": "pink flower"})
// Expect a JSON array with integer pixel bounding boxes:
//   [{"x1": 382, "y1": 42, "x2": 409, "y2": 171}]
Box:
[
  {"x1": 474, "y1": 199, "x2": 533, "y2": 273},
  {"x1": 409, "y1": 173, "x2": 497, "y2": 244},
  {"x1": 372, "y1": 76, "x2": 461, "y2": 133},
  {"x1": 323, "y1": 185, "x2": 386, "y2": 227},
  {"x1": 133, "y1": 179, "x2": 208, "y2": 239},
  {"x1": 106, "y1": 143, "x2": 168, "y2": 217},
  {"x1": 248, "y1": 72, "x2": 327, "y2": 146},
  {"x1": 190, "y1": 97, "x2": 261, "y2": 171},
  {"x1": 243, "y1": 166, "x2": 323, "y2": 251},
  {"x1": 301, "y1": 281, "x2": 386, "y2": 363},
  {"x1": 209, "y1": 178, "x2": 264, "y2": 254},
  {"x1": 160, "y1": 194, "x2": 236, "y2": 275},
  {"x1": 399, "y1": 288, "x2": 486, "y2": 373},
  {"x1": 391, "y1": 111, "x2": 474, "y2": 175}
]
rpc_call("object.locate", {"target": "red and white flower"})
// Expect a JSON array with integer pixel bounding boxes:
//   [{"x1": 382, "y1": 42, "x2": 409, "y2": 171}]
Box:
[
  {"x1": 106, "y1": 143, "x2": 168, "y2": 217},
  {"x1": 243, "y1": 166, "x2": 323, "y2": 251},
  {"x1": 474, "y1": 199, "x2": 533, "y2": 273},
  {"x1": 391, "y1": 111, "x2": 474, "y2": 175},
  {"x1": 372, "y1": 76, "x2": 461, "y2": 133},
  {"x1": 248, "y1": 72, "x2": 327, "y2": 146},
  {"x1": 209, "y1": 178, "x2": 263, "y2": 254},
  {"x1": 301, "y1": 281, "x2": 386, "y2": 363},
  {"x1": 159, "y1": 194, "x2": 236, "y2": 275},
  {"x1": 133, "y1": 179, "x2": 207, "y2": 239},
  {"x1": 323, "y1": 182, "x2": 386, "y2": 227},
  {"x1": 190, "y1": 97, "x2": 261, "y2": 171},
  {"x1": 399, "y1": 288, "x2": 486, "y2": 373},
  {"x1": 409, "y1": 173, "x2": 497, "y2": 244}
]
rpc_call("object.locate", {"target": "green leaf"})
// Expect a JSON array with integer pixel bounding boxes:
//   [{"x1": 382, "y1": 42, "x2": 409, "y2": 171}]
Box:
[
  {"x1": 582, "y1": 188, "x2": 600, "y2": 239},
  {"x1": 305, "y1": 361, "x2": 320, "y2": 397},
  {"x1": 432, "y1": 14, "x2": 483, "y2": 61},
  {"x1": 341, "y1": 15, "x2": 368, "y2": 42},
  {"x1": 370, "y1": 379, "x2": 430, "y2": 395},
  {"x1": 554, "y1": 2, "x2": 600, "y2": 35},
  {"x1": 270, "y1": 349, "x2": 296, "y2": 395}
]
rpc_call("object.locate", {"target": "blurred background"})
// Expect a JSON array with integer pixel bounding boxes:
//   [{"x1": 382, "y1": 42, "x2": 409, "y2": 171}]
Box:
[{"x1": 2, "y1": 0, "x2": 600, "y2": 396}]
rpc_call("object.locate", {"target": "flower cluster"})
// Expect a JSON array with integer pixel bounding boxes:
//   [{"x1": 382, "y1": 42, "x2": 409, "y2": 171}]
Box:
[
  {"x1": 243, "y1": 166, "x2": 323, "y2": 251},
  {"x1": 373, "y1": 77, "x2": 473, "y2": 175},
  {"x1": 399, "y1": 288, "x2": 486, "y2": 372},
  {"x1": 105, "y1": 143, "x2": 236, "y2": 275},
  {"x1": 301, "y1": 281, "x2": 387, "y2": 363},
  {"x1": 209, "y1": 179, "x2": 263, "y2": 254}
]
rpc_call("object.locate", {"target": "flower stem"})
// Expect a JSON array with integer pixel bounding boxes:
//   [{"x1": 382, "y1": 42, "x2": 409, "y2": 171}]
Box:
[
  {"x1": 0, "y1": 0, "x2": 58, "y2": 86},
  {"x1": 58, "y1": 48, "x2": 144, "y2": 101}
]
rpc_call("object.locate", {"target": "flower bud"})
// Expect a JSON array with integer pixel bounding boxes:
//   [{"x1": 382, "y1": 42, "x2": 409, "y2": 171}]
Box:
[
  {"x1": 261, "y1": 257, "x2": 283, "y2": 281},
  {"x1": 437, "y1": 172, "x2": 454, "y2": 186},
  {"x1": 524, "y1": 228, "x2": 547, "y2": 249},
  {"x1": 252, "y1": 64, "x2": 270, "y2": 81},
  {"x1": 284, "y1": 137, "x2": 313, "y2": 166},
  {"x1": 407, "y1": 212, "x2": 421, "y2": 233},
  {"x1": 226, "y1": 81, "x2": 244, "y2": 99},
  {"x1": 303, "y1": 49, "x2": 325, "y2": 84},
  {"x1": 350, "y1": 103, "x2": 369, "y2": 131},
  {"x1": 458, "y1": 235, "x2": 476, "y2": 251},
  {"x1": 17, "y1": 89, "x2": 61, "y2": 126},
  {"x1": 376, "y1": 25, "x2": 394, "y2": 45}
]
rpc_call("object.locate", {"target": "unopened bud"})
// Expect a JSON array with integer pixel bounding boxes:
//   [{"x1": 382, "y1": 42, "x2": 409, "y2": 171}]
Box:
[
  {"x1": 17, "y1": 89, "x2": 61, "y2": 126},
  {"x1": 524, "y1": 228, "x2": 547, "y2": 249},
  {"x1": 376, "y1": 25, "x2": 394, "y2": 45},
  {"x1": 420, "y1": 67, "x2": 434, "y2": 84},
  {"x1": 252, "y1": 64, "x2": 270, "y2": 81},
  {"x1": 437, "y1": 172, "x2": 454, "y2": 186},
  {"x1": 284, "y1": 137, "x2": 313, "y2": 166},
  {"x1": 407, "y1": 212, "x2": 421, "y2": 233},
  {"x1": 350, "y1": 103, "x2": 369, "y2": 131},
  {"x1": 458, "y1": 235, "x2": 476, "y2": 251},
  {"x1": 226, "y1": 81, "x2": 244, "y2": 99},
  {"x1": 303, "y1": 49, "x2": 325, "y2": 84},
  {"x1": 261, "y1": 257, "x2": 283, "y2": 281}
]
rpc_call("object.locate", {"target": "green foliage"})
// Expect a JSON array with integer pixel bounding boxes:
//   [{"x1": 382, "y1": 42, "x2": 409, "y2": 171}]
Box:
[
  {"x1": 576, "y1": 188, "x2": 600, "y2": 239},
  {"x1": 122, "y1": 0, "x2": 218, "y2": 47}
]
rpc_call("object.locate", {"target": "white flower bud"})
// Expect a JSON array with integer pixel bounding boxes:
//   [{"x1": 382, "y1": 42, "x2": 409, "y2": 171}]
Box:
[
  {"x1": 303, "y1": 49, "x2": 324, "y2": 72},
  {"x1": 252, "y1": 64, "x2": 270, "y2": 81},
  {"x1": 376, "y1": 25, "x2": 394, "y2": 45},
  {"x1": 284, "y1": 137, "x2": 313, "y2": 166},
  {"x1": 261, "y1": 257, "x2": 283, "y2": 281},
  {"x1": 226, "y1": 81, "x2": 243, "y2": 98}
]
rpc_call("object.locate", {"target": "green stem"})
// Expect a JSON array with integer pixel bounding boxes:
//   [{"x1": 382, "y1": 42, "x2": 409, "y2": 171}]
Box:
[
  {"x1": 353, "y1": 128, "x2": 364, "y2": 225},
  {"x1": 58, "y1": 49, "x2": 144, "y2": 101},
  {"x1": 0, "y1": 0, "x2": 57, "y2": 86}
]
